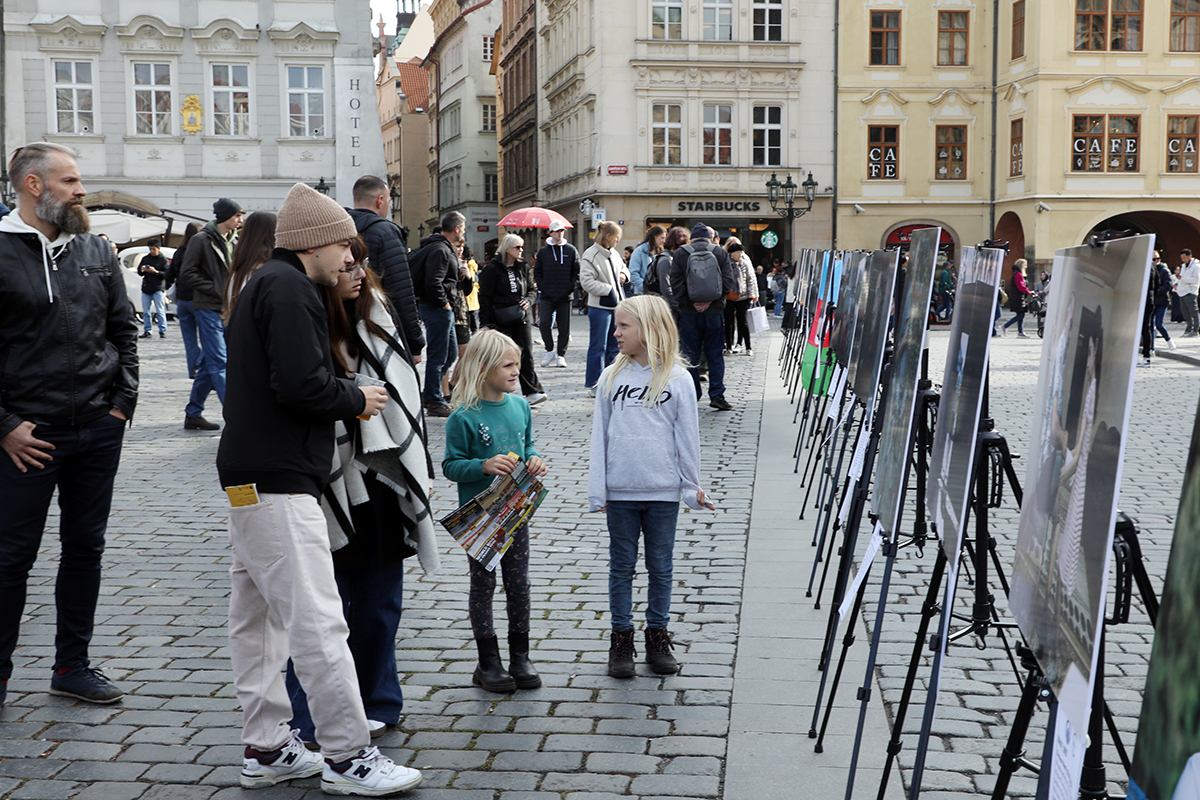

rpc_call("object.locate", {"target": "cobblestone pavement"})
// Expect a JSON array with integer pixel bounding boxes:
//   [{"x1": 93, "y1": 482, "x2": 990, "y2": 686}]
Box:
[{"x1": 0, "y1": 309, "x2": 1195, "y2": 800}]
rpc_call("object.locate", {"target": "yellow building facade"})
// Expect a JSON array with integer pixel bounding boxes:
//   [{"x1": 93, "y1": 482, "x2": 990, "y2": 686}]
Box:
[{"x1": 838, "y1": 0, "x2": 1200, "y2": 271}]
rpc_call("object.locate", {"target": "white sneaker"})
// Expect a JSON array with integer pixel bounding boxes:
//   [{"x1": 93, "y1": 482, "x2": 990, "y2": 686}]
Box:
[
  {"x1": 556, "y1": 355, "x2": 567, "y2": 368},
  {"x1": 241, "y1": 730, "x2": 324, "y2": 788},
  {"x1": 526, "y1": 392, "x2": 548, "y2": 406},
  {"x1": 540, "y1": 350, "x2": 556, "y2": 367},
  {"x1": 368, "y1": 720, "x2": 387, "y2": 738},
  {"x1": 1137, "y1": 358, "x2": 1152, "y2": 367},
  {"x1": 322, "y1": 746, "x2": 422, "y2": 796},
  {"x1": 1170, "y1": 340, "x2": 1178, "y2": 350}
]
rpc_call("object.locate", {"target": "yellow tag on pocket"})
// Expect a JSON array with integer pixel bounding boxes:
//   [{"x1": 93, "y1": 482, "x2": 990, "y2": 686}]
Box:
[{"x1": 225, "y1": 484, "x2": 260, "y2": 508}]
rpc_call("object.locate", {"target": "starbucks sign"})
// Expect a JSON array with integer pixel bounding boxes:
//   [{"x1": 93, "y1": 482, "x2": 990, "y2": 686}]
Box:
[{"x1": 761, "y1": 231, "x2": 779, "y2": 249}]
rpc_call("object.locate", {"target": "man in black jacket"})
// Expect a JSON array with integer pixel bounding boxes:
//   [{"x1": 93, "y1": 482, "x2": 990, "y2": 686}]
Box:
[
  {"x1": 413, "y1": 211, "x2": 465, "y2": 417},
  {"x1": 0, "y1": 142, "x2": 139, "y2": 708},
  {"x1": 217, "y1": 183, "x2": 421, "y2": 795},
  {"x1": 137, "y1": 238, "x2": 169, "y2": 338},
  {"x1": 180, "y1": 197, "x2": 243, "y2": 431},
  {"x1": 670, "y1": 223, "x2": 736, "y2": 411},
  {"x1": 347, "y1": 176, "x2": 424, "y2": 362},
  {"x1": 533, "y1": 220, "x2": 579, "y2": 368}
]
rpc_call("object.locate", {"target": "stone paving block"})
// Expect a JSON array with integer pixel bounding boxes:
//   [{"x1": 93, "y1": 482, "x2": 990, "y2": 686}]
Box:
[
  {"x1": 540, "y1": 772, "x2": 632, "y2": 793},
  {"x1": 473, "y1": 732, "x2": 545, "y2": 751},
  {"x1": 630, "y1": 774, "x2": 721, "y2": 797},
  {"x1": 142, "y1": 762, "x2": 217, "y2": 783},
  {"x1": 585, "y1": 752, "x2": 662, "y2": 773},
  {"x1": 410, "y1": 749, "x2": 490, "y2": 770},
  {"x1": 492, "y1": 750, "x2": 584, "y2": 772},
  {"x1": 596, "y1": 718, "x2": 671, "y2": 737},
  {"x1": 199, "y1": 765, "x2": 244, "y2": 788},
  {"x1": 451, "y1": 771, "x2": 540, "y2": 791},
  {"x1": 406, "y1": 731, "x2": 478, "y2": 750},
  {"x1": 554, "y1": 702, "x2": 648, "y2": 719},
  {"x1": 8, "y1": 779, "x2": 82, "y2": 799},
  {"x1": 512, "y1": 716, "x2": 594, "y2": 734},
  {"x1": 56, "y1": 760, "x2": 151, "y2": 782},
  {"x1": 0, "y1": 758, "x2": 69, "y2": 779},
  {"x1": 543, "y1": 733, "x2": 649, "y2": 754},
  {"x1": 139, "y1": 786, "x2": 220, "y2": 799},
  {"x1": 73, "y1": 781, "x2": 151, "y2": 800},
  {"x1": 120, "y1": 742, "x2": 206, "y2": 763},
  {"x1": 648, "y1": 736, "x2": 726, "y2": 757}
]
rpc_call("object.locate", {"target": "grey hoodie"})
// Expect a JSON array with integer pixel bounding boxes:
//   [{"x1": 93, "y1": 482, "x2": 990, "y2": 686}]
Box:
[{"x1": 589, "y1": 361, "x2": 705, "y2": 511}]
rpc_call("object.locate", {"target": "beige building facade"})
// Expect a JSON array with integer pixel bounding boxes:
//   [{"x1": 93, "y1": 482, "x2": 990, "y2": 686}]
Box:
[
  {"x1": 839, "y1": 1, "x2": 1200, "y2": 270},
  {"x1": 537, "y1": 0, "x2": 835, "y2": 266}
]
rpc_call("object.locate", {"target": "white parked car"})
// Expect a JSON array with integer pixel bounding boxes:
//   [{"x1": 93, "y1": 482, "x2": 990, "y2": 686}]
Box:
[{"x1": 117, "y1": 246, "x2": 177, "y2": 320}]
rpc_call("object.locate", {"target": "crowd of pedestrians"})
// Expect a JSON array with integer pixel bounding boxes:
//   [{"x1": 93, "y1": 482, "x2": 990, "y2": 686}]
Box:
[{"x1": 0, "y1": 139, "x2": 765, "y2": 797}]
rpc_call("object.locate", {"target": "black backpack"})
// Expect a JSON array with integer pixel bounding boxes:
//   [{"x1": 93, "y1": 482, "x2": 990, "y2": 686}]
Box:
[{"x1": 645, "y1": 252, "x2": 670, "y2": 295}]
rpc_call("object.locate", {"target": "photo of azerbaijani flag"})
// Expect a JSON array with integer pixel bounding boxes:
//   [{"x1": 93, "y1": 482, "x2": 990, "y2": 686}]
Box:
[{"x1": 800, "y1": 251, "x2": 841, "y2": 394}]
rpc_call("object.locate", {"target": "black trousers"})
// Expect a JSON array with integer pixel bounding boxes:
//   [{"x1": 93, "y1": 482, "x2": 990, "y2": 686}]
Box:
[
  {"x1": 538, "y1": 298, "x2": 572, "y2": 356},
  {"x1": 496, "y1": 320, "x2": 544, "y2": 396}
]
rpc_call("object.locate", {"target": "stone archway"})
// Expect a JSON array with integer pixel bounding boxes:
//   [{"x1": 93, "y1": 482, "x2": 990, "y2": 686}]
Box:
[
  {"x1": 1083, "y1": 210, "x2": 1200, "y2": 262},
  {"x1": 993, "y1": 211, "x2": 1026, "y2": 273}
]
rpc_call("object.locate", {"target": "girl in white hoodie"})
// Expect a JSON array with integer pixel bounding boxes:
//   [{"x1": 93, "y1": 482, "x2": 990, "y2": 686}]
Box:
[{"x1": 589, "y1": 295, "x2": 715, "y2": 679}]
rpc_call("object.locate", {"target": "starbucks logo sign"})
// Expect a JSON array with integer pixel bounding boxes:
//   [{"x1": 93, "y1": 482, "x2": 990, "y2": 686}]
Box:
[{"x1": 760, "y1": 231, "x2": 779, "y2": 249}]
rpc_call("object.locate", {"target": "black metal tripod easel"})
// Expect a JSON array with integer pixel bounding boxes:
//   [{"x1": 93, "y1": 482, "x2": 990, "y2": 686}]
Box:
[{"x1": 991, "y1": 512, "x2": 1158, "y2": 800}]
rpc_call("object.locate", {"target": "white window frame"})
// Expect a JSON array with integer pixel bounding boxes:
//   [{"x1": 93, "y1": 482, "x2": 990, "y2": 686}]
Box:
[
  {"x1": 285, "y1": 63, "x2": 327, "y2": 138},
  {"x1": 483, "y1": 35, "x2": 494, "y2": 62},
  {"x1": 446, "y1": 37, "x2": 464, "y2": 75},
  {"x1": 440, "y1": 104, "x2": 462, "y2": 145},
  {"x1": 703, "y1": 0, "x2": 734, "y2": 40},
  {"x1": 703, "y1": 103, "x2": 733, "y2": 165},
  {"x1": 209, "y1": 61, "x2": 253, "y2": 137},
  {"x1": 753, "y1": 0, "x2": 784, "y2": 42},
  {"x1": 652, "y1": 103, "x2": 682, "y2": 165},
  {"x1": 439, "y1": 167, "x2": 461, "y2": 207},
  {"x1": 483, "y1": 173, "x2": 498, "y2": 203},
  {"x1": 130, "y1": 60, "x2": 174, "y2": 136},
  {"x1": 652, "y1": 0, "x2": 683, "y2": 39},
  {"x1": 52, "y1": 59, "x2": 96, "y2": 135},
  {"x1": 752, "y1": 105, "x2": 783, "y2": 166},
  {"x1": 482, "y1": 102, "x2": 497, "y2": 132}
]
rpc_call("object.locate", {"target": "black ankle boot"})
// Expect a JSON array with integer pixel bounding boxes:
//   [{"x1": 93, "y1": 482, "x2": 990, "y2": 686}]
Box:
[
  {"x1": 608, "y1": 630, "x2": 636, "y2": 679},
  {"x1": 644, "y1": 627, "x2": 679, "y2": 674},
  {"x1": 473, "y1": 636, "x2": 516, "y2": 692},
  {"x1": 508, "y1": 631, "x2": 542, "y2": 690}
]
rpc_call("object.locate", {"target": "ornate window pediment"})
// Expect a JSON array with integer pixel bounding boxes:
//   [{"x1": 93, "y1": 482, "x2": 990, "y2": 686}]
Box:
[
  {"x1": 191, "y1": 19, "x2": 260, "y2": 57},
  {"x1": 1163, "y1": 77, "x2": 1200, "y2": 108},
  {"x1": 1004, "y1": 81, "x2": 1028, "y2": 113},
  {"x1": 1065, "y1": 76, "x2": 1150, "y2": 109},
  {"x1": 268, "y1": 22, "x2": 339, "y2": 57},
  {"x1": 860, "y1": 88, "x2": 909, "y2": 120},
  {"x1": 30, "y1": 15, "x2": 106, "y2": 53},
  {"x1": 116, "y1": 16, "x2": 185, "y2": 55},
  {"x1": 928, "y1": 89, "x2": 977, "y2": 121}
]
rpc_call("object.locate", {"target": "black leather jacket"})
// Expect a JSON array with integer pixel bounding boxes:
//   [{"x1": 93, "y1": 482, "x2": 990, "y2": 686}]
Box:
[
  {"x1": 348, "y1": 209, "x2": 425, "y2": 356},
  {"x1": 0, "y1": 230, "x2": 139, "y2": 437}
]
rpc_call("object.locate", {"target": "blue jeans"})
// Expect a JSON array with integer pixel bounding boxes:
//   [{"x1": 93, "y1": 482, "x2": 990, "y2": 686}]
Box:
[
  {"x1": 185, "y1": 309, "x2": 226, "y2": 418},
  {"x1": 607, "y1": 501, "x2": 680, "y2": 631},
  {"x1": 1153, "y1": 305, "x2": 1171, "y2": 340},
  {"x1": 586, "y1": 306, "x2": 618, "y2": 388},
  {"x1": 175, "y1": 300, "x2": 203, "y2": 377},
  {"x1": 141, "y1": 291, "x2": 167, "y2": 333},
  {"x1": 419, "y1": 303, "x2": 456, "y2": 406},
  {"x1": 0, "y1": 413, "x2": 126, "y2": 680},
  {"x1": 285, "y1": 558, "x2": 406, "y2": 738},
  {"x1": 678, "y1": 311, "x2": 726, "y2": 400}
]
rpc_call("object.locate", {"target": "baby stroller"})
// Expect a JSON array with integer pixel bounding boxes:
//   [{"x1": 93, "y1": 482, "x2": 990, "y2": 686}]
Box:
[{"x1": 1027, "y1": 293, "x2": 1046, "y2": 338}]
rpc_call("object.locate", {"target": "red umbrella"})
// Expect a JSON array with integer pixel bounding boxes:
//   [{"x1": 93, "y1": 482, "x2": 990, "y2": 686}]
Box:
[{"x1": 497, "y1": 207, "x2": 573, "y2": 229}]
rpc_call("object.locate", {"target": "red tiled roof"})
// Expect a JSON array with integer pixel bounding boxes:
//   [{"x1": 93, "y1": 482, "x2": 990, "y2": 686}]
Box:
[{"x1": 396, "y1": 58, "x2": 430, "y2": 113}]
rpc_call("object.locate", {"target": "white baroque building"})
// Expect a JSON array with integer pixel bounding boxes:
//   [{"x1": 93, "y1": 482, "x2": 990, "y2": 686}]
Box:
[
  {"x1": 2, "y1": 0, "x2": 385, "y2": 221},
  {"x1": 538, "y1": 0, "x2": 835, "y2": 262}
]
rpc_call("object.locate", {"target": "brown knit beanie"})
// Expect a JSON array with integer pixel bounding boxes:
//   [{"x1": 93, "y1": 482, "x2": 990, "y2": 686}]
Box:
[{"x1": 275, "y1": 182, "x2": 357, "y2": 251}]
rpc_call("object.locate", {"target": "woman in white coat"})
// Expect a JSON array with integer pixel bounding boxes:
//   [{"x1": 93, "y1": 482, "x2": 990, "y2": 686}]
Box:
[{"x1": 580, "y1": 220, "x2": 630, "y2": 390}]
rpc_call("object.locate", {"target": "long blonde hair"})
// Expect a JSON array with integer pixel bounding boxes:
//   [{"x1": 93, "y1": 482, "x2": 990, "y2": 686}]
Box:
[
  {"x1": 451, "y1": 328, "x2": 521, "y2": 411},
  {"x1": 599, "y1": 295, "x2": 684, "y2": 405}
]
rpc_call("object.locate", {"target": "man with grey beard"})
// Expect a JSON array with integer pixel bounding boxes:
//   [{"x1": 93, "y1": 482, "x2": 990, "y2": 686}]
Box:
[{"x1": 0, "y1": 142, "x2": 139, "y2": 709}]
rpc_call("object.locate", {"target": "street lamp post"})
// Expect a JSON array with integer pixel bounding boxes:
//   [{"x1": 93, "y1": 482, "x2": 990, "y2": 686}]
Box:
[
  {"x1": 314, "y1": 177, "x2": 330, "y2": 196},
  {"x1": 390, "y1": 185, "x2": 402, "y2": 216},
  {"x1": 765, "y1": 171, "x2": 819, "y2": 264}
]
